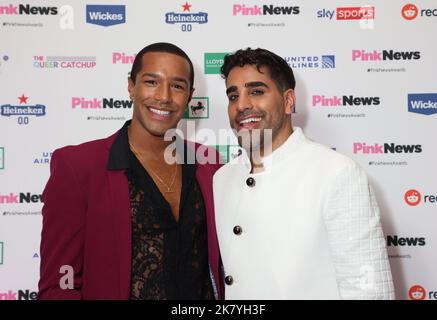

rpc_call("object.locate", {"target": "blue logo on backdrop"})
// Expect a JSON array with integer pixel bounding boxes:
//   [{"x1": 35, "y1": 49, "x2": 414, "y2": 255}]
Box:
[
  {"x1": 285, "y1": 55, "x2": 335, "y2": 69},
  {"x1": 321, "y1": 55, "x2": 335, "y2": 68},
  {"x1": 408, "y1": 93, "x2": 437, "y2": 115},
  {"x1": 86, "y1": 5, "x2": 126, "y2": 27}
]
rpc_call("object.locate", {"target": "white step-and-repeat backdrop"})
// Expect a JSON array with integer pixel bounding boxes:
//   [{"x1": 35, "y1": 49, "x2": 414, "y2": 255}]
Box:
[{"x1": 0, "y1": 0, "x2": 436, "y2": 300}]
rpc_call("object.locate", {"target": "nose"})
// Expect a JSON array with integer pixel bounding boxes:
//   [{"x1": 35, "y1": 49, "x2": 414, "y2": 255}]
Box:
[
  {"x1": 154, "y1": 83, "x2": 171, "y2": 104},
  {"x1": 236, "y1": 94, "x2": 253, "y2": 113}
]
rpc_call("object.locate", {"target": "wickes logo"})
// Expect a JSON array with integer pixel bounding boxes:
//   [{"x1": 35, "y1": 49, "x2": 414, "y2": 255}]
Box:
[
  {"x1": 0, "y1": 192, "x2": 43, "y2": 204},
  {"x1": 408, "y1": 93, "x2": 437, "y2": 115},
  {"x1": 312, "y1": 95, "x2": 380, "y2": 107},
  {"x1": 353, "y1": 143, "x2": 422, "y2": 154},
  {"x1": 386, "y1": 235, "x2": 426, "y2": 247},
  {"x1": 86, "y1": 5, "x2": 126, "y2": 27},
  {"x1": 233, "y1": 4, "x2": 300, "y2": 15}
]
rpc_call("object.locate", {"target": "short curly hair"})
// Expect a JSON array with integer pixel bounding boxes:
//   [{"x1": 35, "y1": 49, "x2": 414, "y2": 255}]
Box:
[{"x1": 220, "y1": 48, "x2": 295, "y2": 91}]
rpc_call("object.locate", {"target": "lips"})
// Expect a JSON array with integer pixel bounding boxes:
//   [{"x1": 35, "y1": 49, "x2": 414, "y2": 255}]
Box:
[
  {"x1": 147, "y1": 106, "x2": 173, "y2": 120},
  {"x1": 236, "y1": 115, "x2": 262, "y2": 131}
]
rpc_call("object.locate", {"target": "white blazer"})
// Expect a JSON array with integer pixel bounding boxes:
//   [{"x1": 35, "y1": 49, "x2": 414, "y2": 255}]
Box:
[{"x1": 213, "y1": 127, "x2": 395, "y2": 299}]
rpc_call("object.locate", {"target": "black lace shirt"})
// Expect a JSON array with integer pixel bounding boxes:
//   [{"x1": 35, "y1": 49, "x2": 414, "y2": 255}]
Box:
[{"x1": 108, "y1": 121, "x2": 213, "y2": 300}]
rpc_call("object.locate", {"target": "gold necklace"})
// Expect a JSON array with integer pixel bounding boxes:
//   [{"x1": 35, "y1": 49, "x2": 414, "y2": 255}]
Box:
[{"x1": 129, "y1": 142, "x2": 178, "y2": 193}]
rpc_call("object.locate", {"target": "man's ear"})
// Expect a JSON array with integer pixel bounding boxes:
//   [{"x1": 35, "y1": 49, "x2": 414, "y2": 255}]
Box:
[
  {"x1": 128, "y1": 77, "x2": 135, "y2": 99},
  {"x1": 188, "y1": 87, "x2": 195, "y2": 104},
  {"x1": 284, "y1": 89, "x2": 295, "y2": 115}
]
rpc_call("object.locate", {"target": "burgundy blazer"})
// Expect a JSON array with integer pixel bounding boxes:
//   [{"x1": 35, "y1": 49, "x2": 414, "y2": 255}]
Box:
[{"x1": 38, "y1": 129, "x2": 223, "y2": 299}]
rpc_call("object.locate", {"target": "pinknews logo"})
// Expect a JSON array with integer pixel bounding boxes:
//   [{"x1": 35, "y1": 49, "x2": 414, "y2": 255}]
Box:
[
  {"x1": 232, "y1": 4, "x2": 299, "y2": 15},
  {"x1": 353, "y1": 143, "x2": 422, "y2": 154},
  {"x1": 0, "y1": 4, "x2": 58, "y2": 15},
  {"x1": 112, "y1": 52, "x2": 136, "y2": 64},
  {"x1": 352, "y1": 49, "x2": 421, "y2": 61},
  {"x1": 0, "y1": 290, "x2": 37, "y2": 300},
  {"x1": 312, "y1": 95, "x2": 380, "y2": 107},
  {"x1": 0, "y1": 192, "x2": 42, "y2": 204},
  {"x1": 72, "y1": 97, "x2": 132, "y2": 109}
]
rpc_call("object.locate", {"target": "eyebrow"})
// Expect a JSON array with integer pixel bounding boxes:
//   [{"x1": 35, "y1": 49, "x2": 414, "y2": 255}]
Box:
[
  {"x1": 245, "y1": 81, "x2": 268, "y2": 89},
  {"x1": 226, "y1": 81, "x2": 269, "y2": 95},
  {"x1": 140, "y1": 72, "x2": 189, "y2": 86}
]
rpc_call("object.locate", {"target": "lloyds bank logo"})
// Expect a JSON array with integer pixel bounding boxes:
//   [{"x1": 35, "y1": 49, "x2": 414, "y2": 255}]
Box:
[
  {"x1": 204, "y1": 53, "x2": 229, "y2": 74},
  {"x1": 183, "y1": 97, "x2": 209, "y2": 119}
]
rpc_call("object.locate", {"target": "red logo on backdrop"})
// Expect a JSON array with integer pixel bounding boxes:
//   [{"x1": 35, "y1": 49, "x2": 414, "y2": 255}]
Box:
[
  {"x1": 409, "y1": 285, "x2": 426, "y2": 300},
  {"x1": 336, "y1": 7, "x2": 375, "y2": 20},
  {"x1": 402, "y1": 4, "x2": 418, "y2": 20},
  {"x1": 404, "y1": 189, "x2": 421, "y2": 206}
]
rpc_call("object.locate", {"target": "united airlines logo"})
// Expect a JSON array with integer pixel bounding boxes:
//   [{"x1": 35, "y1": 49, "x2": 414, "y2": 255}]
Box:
[
  {"x1": 285, "y1": 55, "x2": 335, "y2": 69},
  {"x1": 86, "y1": 5, "x2": 126, "y2": 27},
  {"x1": 408, "y1": 93, "x2": 437, "y2": 115}
]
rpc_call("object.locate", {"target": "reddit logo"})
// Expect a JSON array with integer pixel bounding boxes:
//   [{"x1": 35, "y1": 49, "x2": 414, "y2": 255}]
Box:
[
  {"x1": 409, "y1": 285, "x2": 426, "y2": 300},
  {"x1": 402, "y1": 4, "x2": 418, "y2": 20},
  {"x1": 404, "y1": 189, "x2": 421, "y2": 206}
]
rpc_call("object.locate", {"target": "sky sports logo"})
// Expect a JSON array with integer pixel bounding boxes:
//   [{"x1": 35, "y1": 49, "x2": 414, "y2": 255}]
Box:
[
  {"x1": 408, "y1": 93, "x2": 437, "y2": 115},
  {"x1": 86, "y1": 5, "x2": 126, "y2": 27},
  {"x1": 317, "y1": 6, "x2": 375, "y2": 20},
  {"x1": 404, "y1": 189, "x2": 437, "y2": 206},
  {"x1": 312, "y1": 95, "x2": 380, "y2": 107},
  {"x1": 233, "y1": 4, "x2": 300, "y2": 16},
  {"x1": 352, "y1": 50, "x2": 421, "y2": 61},
  {"x1": 353, "y1": 143, "x2": 422, "y2": 154}
]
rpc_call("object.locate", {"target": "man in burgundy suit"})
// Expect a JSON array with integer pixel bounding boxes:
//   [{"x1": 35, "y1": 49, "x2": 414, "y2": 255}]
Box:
[{"x1": 38, "y1": 43, "x2": 223, "y2": 300}]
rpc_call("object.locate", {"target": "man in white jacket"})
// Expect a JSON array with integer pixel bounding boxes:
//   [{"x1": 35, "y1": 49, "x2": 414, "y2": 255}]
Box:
[{"x1": 213, "y1": 47, "x2": 395, "y2": 300}]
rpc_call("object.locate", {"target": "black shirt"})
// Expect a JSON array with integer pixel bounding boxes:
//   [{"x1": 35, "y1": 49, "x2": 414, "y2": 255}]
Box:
[{"x1": 107, "y1": 121, "x2": 213, "y2": 300}]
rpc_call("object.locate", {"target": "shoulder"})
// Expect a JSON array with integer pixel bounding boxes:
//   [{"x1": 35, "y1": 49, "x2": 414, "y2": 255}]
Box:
[
  {"x1": 52, "y1": 131, "x2": 118, "y2": 170},
  {"x1": 190, "y1": 142, "x2": 223, "y2": 174},
  {"x1": 305, "y1": 138, "x2": 357, "y2": 171}
]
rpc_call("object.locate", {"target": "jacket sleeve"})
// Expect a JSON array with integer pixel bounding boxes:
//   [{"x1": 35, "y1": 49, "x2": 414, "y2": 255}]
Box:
[
  {"x1": 323, "y1": 162, "x2": 395, "y2": 299},
  {"x1": 38, "y1": 149, "x2": 86, "y2": 300}
]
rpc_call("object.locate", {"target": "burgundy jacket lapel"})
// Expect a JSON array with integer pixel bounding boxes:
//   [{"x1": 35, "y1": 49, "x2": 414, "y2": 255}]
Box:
[{"x1": 105, "y1": 133, "x2": 132, "y2": 299}]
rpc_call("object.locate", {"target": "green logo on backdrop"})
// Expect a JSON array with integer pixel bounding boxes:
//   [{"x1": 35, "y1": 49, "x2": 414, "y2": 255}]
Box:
[
  {"x1": 0, "y1": 242, "x2": 4, "y2": 265},
  {"x1": 213, "y1": 145, "x2": 242, "y2": 163},
  {"x1": 204, "y1": 53, "x2": 228, "y2": 74},
  {"x1": 0, "y1": 147, "x2": 4, "y2": 169},
  {"x1": 183, "y1": 97, "x2": 210, "y2": 119}
]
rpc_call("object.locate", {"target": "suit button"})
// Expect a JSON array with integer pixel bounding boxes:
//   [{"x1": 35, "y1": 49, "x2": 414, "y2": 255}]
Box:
[
  {"x1": 246, "y1": 177, "x2": 255, "y2": 187},
  {"x1": 233, "y1": 225, "x2": 242, "y2": 235},
  {"x1": 225, "y1": 275, "x2": 234, "y2": 285}
]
